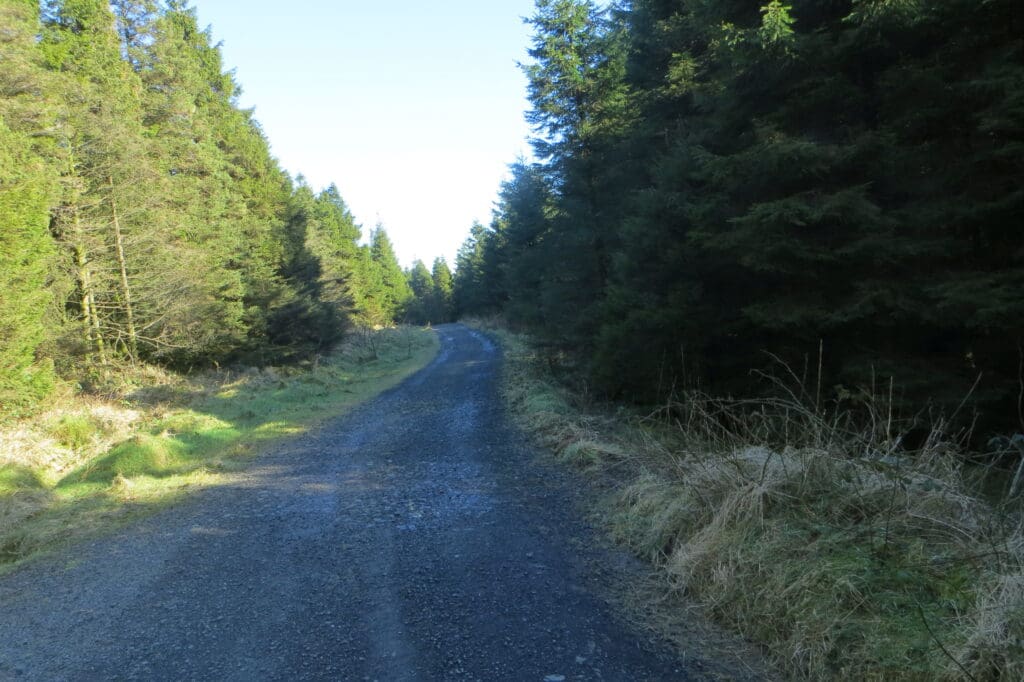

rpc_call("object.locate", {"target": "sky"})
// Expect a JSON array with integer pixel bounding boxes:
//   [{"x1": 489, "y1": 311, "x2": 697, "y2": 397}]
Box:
[{"x1": 191, "y1": 0, "x2": 539, "y2": 268}]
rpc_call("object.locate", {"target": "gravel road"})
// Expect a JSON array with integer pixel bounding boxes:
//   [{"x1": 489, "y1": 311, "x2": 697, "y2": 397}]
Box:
[{"x1": 0, "y1": 324, "x2": 763, "y2": 681}]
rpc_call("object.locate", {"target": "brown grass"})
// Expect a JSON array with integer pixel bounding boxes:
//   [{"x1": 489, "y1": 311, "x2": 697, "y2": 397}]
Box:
[{"x1": 472, "y1": 319, "x2": 1024, "y2": 680}]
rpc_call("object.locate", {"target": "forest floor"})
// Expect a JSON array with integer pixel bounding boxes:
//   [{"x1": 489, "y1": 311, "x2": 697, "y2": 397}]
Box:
[{"x1": 0, "y1": 324, "x2": 771, "y2": 680}]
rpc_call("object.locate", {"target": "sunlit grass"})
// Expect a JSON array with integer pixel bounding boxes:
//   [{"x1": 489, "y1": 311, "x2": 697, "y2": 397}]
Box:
[{"x1": 0, "y1": 326, "x2": 438, "y2": 572}]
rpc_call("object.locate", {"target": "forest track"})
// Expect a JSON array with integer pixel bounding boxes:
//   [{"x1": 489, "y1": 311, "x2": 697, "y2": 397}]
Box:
[{"x1": 0, "y1": 324, "x2": 762, "y2": 681}]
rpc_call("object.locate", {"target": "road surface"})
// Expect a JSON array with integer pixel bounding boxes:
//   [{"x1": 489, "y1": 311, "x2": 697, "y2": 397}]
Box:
[{"x1": 0, "y1": 325, "x2": 761, "y2": 681}]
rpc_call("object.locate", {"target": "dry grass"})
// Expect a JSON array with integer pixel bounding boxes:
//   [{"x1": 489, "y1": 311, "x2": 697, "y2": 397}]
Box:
[{"x1": 474, "y1": 319, "x2": 1024, "y2": 680}]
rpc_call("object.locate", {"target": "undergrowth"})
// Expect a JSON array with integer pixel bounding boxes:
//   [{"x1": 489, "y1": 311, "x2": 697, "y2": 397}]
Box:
[
  {"x1": 0, "y1": 326, "x2": 437, "y2": 571},
  {"x1": 472, "y1": 319, "x2": 1023, "y2": 681}
]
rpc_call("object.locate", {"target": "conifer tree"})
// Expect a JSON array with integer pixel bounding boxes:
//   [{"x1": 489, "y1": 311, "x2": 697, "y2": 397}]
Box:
[
  {"x1": 268, "y1": 179, "x2": 346, "y2": 355},
  {"x1": 476, "y1": 0, "x2": 1023, "y2": 429},
  {"x1": 136, "y1": 1, "x2": 296, "y2": 364},
  {"x1": 430, "y1": 257, "x2": 454, "y2": 322},
  {"x1": 521, "y1": 0, "x2": 630, "y2": 347},
  {"x1": 494, "y1": 160, "x2": 551, "y2": 329},
  {"x1": 367, "y1": 226, "x2": 412, "y2": 324},
  {"x1": 404, "y1": 260, "x2": 436, "y2": 324},
  {"x1": 355, "y1": 244, "x2": 387, "y2": 326},
  {"x1": 109, "y1": 0, "x2": 159, "y2": 70},
  {"x1": 41, "y1": 0, "x2": 155, "y2": 364},
  {"x1": 452, "y1": 221, "x2": 491, "y2": 316},
  {"x1": 0, "y1": 0, "x2": 59, "y2": 414}
]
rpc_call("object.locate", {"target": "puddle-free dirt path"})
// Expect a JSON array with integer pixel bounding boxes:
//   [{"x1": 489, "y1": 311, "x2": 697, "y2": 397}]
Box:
[{"x1": 0, "y1": 324, "x2": 762, "y2": 680}]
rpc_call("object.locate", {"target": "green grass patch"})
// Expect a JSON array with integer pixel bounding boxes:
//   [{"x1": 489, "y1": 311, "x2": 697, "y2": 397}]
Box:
[
  {"x1": 0, "y1": 327, "x2": 438, "y2": 572},
  {"x1": 0, "y1": 464, "x2": 46, "y2": 494},
  {"x1": 48, "y1": 413, "x2": 99, "y2": 451}
]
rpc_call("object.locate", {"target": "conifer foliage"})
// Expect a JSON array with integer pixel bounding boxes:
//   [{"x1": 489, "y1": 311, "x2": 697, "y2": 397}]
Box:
[
  {"x1": 0, "y1": 0, "x2": 411, "y2": 417},
  {"x1": 455, "y1": 0, "x2": 1024, "y2": 433},
  {"x1": 0, "y1": 0, "x2": 58, "y2": 415}
]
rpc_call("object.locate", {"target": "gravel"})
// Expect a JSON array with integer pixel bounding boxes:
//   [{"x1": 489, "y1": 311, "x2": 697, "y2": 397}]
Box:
[{"x1": 0, "y1": 324, "x2": 765, "y2": 681}]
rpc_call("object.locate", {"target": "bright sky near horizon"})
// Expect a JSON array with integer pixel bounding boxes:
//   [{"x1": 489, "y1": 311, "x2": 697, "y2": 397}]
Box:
[{"x1": 192, "y1": 0, "x2": 538, "y2": 268}]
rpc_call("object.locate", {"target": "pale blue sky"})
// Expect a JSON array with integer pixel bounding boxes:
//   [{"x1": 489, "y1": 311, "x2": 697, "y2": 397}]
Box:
[{"x1": 192, "y1": 0, "x2": 538, "y2": 268}]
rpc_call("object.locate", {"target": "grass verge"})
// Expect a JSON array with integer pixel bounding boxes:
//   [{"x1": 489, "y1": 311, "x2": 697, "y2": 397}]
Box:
[
  {"x1": 472, "y1": 319, "x2": 1023, "y2": 681},
  {"x1": 0, "y1": 326, "x2": 438, "y2": 572}
]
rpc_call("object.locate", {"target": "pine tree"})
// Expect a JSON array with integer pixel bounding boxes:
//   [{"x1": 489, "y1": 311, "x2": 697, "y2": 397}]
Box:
[
  {"x1": 452, "y1": 221, "x2": 491, "y2": 316},
  {"x1": 136, "y1": 1, "x2": 297, "y2": 364},
  {"x1": 0, "y1": 0, "x2": 59, "y2": 415},
  {"x1": 430, "y1": 257, "x2": 454, "y2": 323},
  {"x1": 41, "y1": 0, "x2": 156, "y2": 364},
  {"x1": 309, "y1": 184, "x2": 365, "y2": 315},
  {"x1": 367, "y1": 226, "x2": 412, "y2": 324},
  {"x1": 404, "y1": 259, "x2": 436, "y2": 324},
  {"x1": 268, "y1": 178, "x2": 347, "y2": 355},
  {"x1": 494, "y1": 160, "x2": 552, "y2": 330},
  {"x1": 521, "y1": 0, "x2": 630, "y2": 347}
]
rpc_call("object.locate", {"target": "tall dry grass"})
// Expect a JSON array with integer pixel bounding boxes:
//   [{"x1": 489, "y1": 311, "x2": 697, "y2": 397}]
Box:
[{"x1": 481, "y1": 321, "x2": 1023, "y2": 680}]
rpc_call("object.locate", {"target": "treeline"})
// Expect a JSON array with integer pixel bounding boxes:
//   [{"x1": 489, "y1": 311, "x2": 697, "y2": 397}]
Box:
[
  {"x1": 454, "y1": 0, "x2": 1023, "y2": 435},
  {"x1": 0, "y1": 0, "x2": 413, "y2": 418},
  {"x1": 404, "y1": 257, "x2": 455, "y2": 326}
]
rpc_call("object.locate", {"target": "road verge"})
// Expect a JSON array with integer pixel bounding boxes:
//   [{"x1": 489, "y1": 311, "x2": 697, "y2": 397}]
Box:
[
  {"x1": 471, "y1": 319, "x2": 1022, "y2": 681},
  {"x1": 0, "y1": 327, "x2": 438, "y2": 572}
]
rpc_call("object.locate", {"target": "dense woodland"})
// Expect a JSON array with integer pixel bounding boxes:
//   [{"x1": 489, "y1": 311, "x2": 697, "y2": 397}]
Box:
[
  {"x1": 453, "y1": 0, "x2": 1024, "y2": 438},
  {"x1": 0, "y1": 0, "x2": 459, "y2": 419},
  {"x1": 2, "y1": 0, "x2": 1022, "y2": 437}
]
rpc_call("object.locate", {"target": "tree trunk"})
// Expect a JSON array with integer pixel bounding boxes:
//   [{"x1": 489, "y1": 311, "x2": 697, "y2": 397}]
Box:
[
  {"x1": 73, "y1": 214, "x2": 106, "y2": 364},
  {"x1": 108, "y1": 176, "x2": 138, "y2": 362}
]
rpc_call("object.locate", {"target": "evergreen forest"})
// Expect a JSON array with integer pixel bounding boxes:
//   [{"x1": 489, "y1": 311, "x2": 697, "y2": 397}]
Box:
[
  {"x1": 2, "y1": 2, "x2": 1022, "y2": 676},
  {"x1": 0, "y1": 0, "x2": 455, "y2": 419},
  {"x1": 453, "y1": 0, "x2": 1024, "y2": 439}
]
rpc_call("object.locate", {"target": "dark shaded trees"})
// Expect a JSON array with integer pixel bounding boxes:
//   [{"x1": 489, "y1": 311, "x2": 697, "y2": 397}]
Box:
[
  {"x1": 453, "y1": 221, "x2": 496, "y2": 317},
  {"x1": 404, "y1": 255, "x2": 455, "y2": 325},
  {"x1": 458, "y1": 0, "x2": 1024, "y2": 433},
  {"x1": 519, "y1": 0, "x2": 631, "y2": 348}
]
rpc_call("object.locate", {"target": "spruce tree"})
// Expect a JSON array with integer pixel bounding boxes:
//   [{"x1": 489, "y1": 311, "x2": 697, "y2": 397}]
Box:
[
  {"x1": 109, "y1": 0, "x2": 159, "y2": 70},
  {"x1": 404, "y1": 260, "x2": 436, "y2": 324},
  {"x1": 494, "y1": 160, "x2": 551, "y2": 330},
  {"x1": 521, "y1": 0, "x2": 630, "y2": 347},
  {"x1": 452, "y1": 221, "x2": 491, "y2": 317},
  {"x1": 430, "y1": 257, "x2": 454, "y2": 322},
  {"x1": 137, "y1": 1, "x2": 296, "y2": 364},
  {"x1": 41, "y1": 0, "x2": 156, "y2": 364},
  {"x1": 0, "y1": 0, "x2": 59, "y2": 415},
  {"x1": 269, "y1": 179, "x2": 346, "y2": 355},
  {"x1": 367, "y1": 226, "x2": 412, "y2": 324}
]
